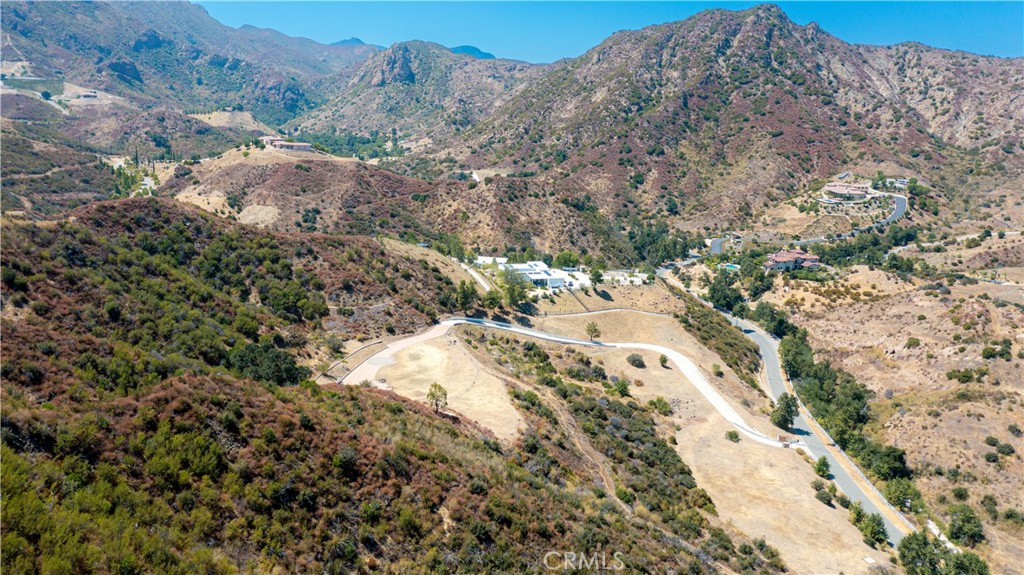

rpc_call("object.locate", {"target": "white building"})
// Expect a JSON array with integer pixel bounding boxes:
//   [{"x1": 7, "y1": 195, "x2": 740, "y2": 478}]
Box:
[
  {"x1": 475, "y1": 256, "x2": 509, "y2": 266},
  {"x1": 507, "y1": 261, "x2": 565, "y2": 289}
]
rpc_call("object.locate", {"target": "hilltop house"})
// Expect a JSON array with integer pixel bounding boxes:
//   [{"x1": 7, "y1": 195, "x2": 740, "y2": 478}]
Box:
[
  {"x1": 258, "y1": 136, "x2": 312, "y2": 152},
  {"x1": 824, "y1": 181, "x2": 872, "y2": 200},
  {"x1": 764, "y1": 249, "x2": 821, "y2": 272}
]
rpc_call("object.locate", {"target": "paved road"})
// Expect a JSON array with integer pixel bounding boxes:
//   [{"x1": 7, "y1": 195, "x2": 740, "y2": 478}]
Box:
[
  {"x1": 727, "y1": 314, "x2": 912, "y2": 544},
  {"x1": 706, "y1": 192, "x2": 909, "y2": 252},
  {"x1": 342, "y1": 315, "x2": 798, "y2": 448},
  {"x1": 654, "y1": 271, "x2": 915, "y2": 545},
  {"x1": 792, "y1": 193, "x2": 908, "y2": 246}
]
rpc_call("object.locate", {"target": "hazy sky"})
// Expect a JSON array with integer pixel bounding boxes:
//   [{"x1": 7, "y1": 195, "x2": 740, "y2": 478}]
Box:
[{"x1": 199, "y1": 2, "x2": 1024, "y2": 63}]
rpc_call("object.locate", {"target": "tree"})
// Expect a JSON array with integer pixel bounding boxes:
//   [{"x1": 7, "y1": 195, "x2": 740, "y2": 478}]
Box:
[
  {"x1": 589, "y1": 268, "x2": 604, "y2": 286},
  {"x1": 482, "y1": 289, "x2": 502, "y2": 310},
  {"x1": 859, "y1": 512, "x2": 888, "y2": 547},
  {"x1": 815, "y1": 456, "x2": 831, "y2": 478},
  {"x1": 497, "y1": 267, "x2": 530, "y2": 308},
  {"x1": 948, "y1": 504, "x2": 985, "y2": 547},
  {"x1": 659, "y1": 354, "x2": 669, "y2": 368},
  {"x1": 884, "y1": 477, "x2": 922, "y2": 512},
  {"x1": 552, "y1": 251, "x2": 580, "y2": 269},
  {"x1": 456, "y1": 280, "x2": 479, "y2": 313},
  {"x1": 626, "y1": 353, "x2": 646, "y2": 368},
  {"x1": 815, "y1": 489, "x2": 833, "y2": 506},
  {"x1": 586, "y1": 322, "x2": 601, "y2": 341},
  {"x1": 708, "y1": 270, "x2": 744, "y2": 311},
  {"x1": 770, "y1": 393, "x2": 799, "y2": 430},
  {"x1": 898, "y1": 531, "x2": 941, "y2": 575},
  {"x1": 426, "y1": 382, "x2": 448, "y2": 414},
  {"x1": 944, "y1": 552, "x2": 990, "y2": 575}
]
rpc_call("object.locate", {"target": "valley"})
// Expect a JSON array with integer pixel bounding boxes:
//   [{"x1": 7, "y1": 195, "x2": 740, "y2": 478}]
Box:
[{"x1": 1, "y1": 1, "x2": 1021, "y2": 574}]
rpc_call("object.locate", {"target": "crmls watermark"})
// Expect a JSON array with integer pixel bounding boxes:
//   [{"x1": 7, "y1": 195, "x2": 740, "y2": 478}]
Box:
[{"x1": 543, "y1": 551, "x2": 626, "y2": 572}]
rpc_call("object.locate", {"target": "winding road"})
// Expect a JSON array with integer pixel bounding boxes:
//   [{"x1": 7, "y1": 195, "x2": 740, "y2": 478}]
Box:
[
  {"x1": 705, "y1": 192, "x2": 909, "y2": 255},
  {"x1": 341, "y1": 275, "x2": 919, "y2": 544},
  {"x1": 342, "y1": 316, "x2": 802, "y2": 449}
]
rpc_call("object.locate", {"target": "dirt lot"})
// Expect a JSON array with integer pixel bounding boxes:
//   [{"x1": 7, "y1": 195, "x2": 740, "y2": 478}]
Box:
[
  {"x1": 375, "y1": 332, "x2": 524, "y2": 444},
  {"x1": 368, "y1": 307, "x2": 896, "y2": 572},
  {"x1": 188, "y1": 110, "x2": 272, "y2": 134}
]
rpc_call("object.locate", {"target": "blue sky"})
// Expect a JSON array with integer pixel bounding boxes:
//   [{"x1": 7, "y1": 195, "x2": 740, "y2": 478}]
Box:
[{"x1": 199, "y1": 2, "x2": 1024, "y2": 63}]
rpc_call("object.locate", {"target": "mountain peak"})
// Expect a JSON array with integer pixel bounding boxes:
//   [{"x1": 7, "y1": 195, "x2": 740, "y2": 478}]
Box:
[
  {"x1": 450, "y1": 45, "x2": 495, "y2": 59},
  {"x1": 332, "y1": 37, "x2": 366, "y2": 46}
]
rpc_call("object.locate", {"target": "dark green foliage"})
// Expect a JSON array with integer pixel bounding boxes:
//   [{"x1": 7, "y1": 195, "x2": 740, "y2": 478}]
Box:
[
  {"x1": 811, "y1": 226, "x2": 920, "y2": 269},
  {"x1": 948, "y1": 504, "x2": 985, "y2": 547},
  {"x1": 898, "y1": 531, "x2": 942, "y2": 575},
  {"x1": 752, "y1": 302, "x2": 796, "y2": 338},
  {"x1": 229, "y1": 342, "x2": 311, "y2": 386},
  {"x1": 814, "y1": 456, "x2": 831, "y2": 478},
  {"x1": 899, "y1": 531, "x2": 990, "y2": 575},
  {"x1": 780, "y1": 329, "x2": 910, "y2": 480},
  {"x1": 672, "y1": 289, "x2": 760, "y2": 386},
  {"x1": 708, "y1": 270, "x2": 744, "y2": 311},
  {"x1": 626, "y1": 353, "x2": 646, "y2": 368},
  {"x1": 858, "y1": 512, "x2": 888, "y2": 547},
  {"x1": 300, "y1": 130, "x2": 403, "y2": 160},
  {"x1": 770, "y1": 393, "x2": 798, "y2": 430}
]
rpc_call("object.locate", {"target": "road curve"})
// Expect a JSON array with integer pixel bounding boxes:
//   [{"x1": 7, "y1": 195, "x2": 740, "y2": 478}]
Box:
[
  {"x1": 654, "y1": 272, "x2": 915, "y2": 544},
  {"x1": 342, "y1": 316, "x2": 799, "y2": 449}
]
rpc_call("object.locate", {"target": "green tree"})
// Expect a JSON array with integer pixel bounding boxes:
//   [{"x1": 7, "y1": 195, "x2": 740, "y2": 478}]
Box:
[
  {"x1": 944, "y1": 552, "x2": 990, "y2": 575},
  {"x1": 948, "y1": 504, "x2": 985, "y2": 547},
  {"x1": 589, "y1": 268, "x2": 604, "y2": 286},
  {"x1": 426, "y1": 382, "x2": 448, "y2": 414},
  {"x1": 552, "y1": 251, "x2": 580, "y2": 269},
  {"x1": 482, "y1": 289, "x2": 502, "y2": 310},
  {"x1": 884, "y1": 477, "x2": 922, "y2": 512},
  {"x1": 898, "y1": 531, "x2": 941, "y2": 575},
  {"x1": 626, "y1": 353, "x2": 646, "y2": 368},
  {"x1": 456, "y1": 280, "x2": 479, "y2": 313},
  {"x1": 497, "y1": 267, "x2": 530, "y2": 308},
  {"x1": 815, "y1": 456, "x2": 831, "y2": 478},
  {"x1": 586, "y1": 321, "x2": 601, "y2": 341},
  {"x1": 859, "y1": 512, "x2": 888, "y2": 547},
  {"x1": 659, "y1": 354, "x2": 669, "y2": 368},
  {"x1": 708, "y1": 270, "x2": 743, "y2": 311},
  {"x1": 770, "y1": 393, "x2": 799, "y2": 430}
]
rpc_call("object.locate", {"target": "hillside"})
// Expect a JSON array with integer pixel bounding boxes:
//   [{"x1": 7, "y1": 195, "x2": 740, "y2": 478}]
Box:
[
  {"x1": 0, "y1": 199, "x2": 786, "y2": 573},
  {"x1": 292, "y1": 41, "x2": 543, "y2": 145},
  {"x1": 1, "y1": 0, "x2": 376, "y2": 125},
  {"x1": 163, "y1": 145, "x2": 700, "y2": 267},
  {"x1": 437, "y1": 5, "x2": 1022, "y2": 229}
]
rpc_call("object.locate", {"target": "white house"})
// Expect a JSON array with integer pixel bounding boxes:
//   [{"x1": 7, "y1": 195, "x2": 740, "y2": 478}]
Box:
[{"x1": 475, "y1": 256, "x2": 509, "y2": 266}]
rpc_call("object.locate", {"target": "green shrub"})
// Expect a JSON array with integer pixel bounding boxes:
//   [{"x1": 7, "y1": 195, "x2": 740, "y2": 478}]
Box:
[{"x1": 626, "y1": 353, "x2": 646, "y2": 368}]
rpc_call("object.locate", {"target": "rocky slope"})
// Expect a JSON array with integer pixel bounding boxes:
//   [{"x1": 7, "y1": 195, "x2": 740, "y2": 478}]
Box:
[
  {"x1": 292, "y1": 41, "x2": 544, "y2": 145},
  {"x1": 434, "y1": 5, "x2": 1023, "y2": 228},
  {"x1": 1, "y1": 0, "x2": 376, "y2": 125}
]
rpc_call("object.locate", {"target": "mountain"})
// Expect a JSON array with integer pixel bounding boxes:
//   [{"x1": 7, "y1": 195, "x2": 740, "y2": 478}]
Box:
[
  {"x1": 1, "y1": 0, "x2": 377, "y2": 125},
  {"x1": 332, "y1": 37, "x2": 366, "y2": 46},
  {"x1": 291, "y1": 41, "x2": 544, "y2": 143},
  {"x1": 450, "y1": 45, "x2": 496, "y2": 59},
  {"x1": 0, "y1": 198, "x2": 787, "y2": 573},
  {"x1": 438, "y1": 5, "x2": 1023, "y2": 227}
]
